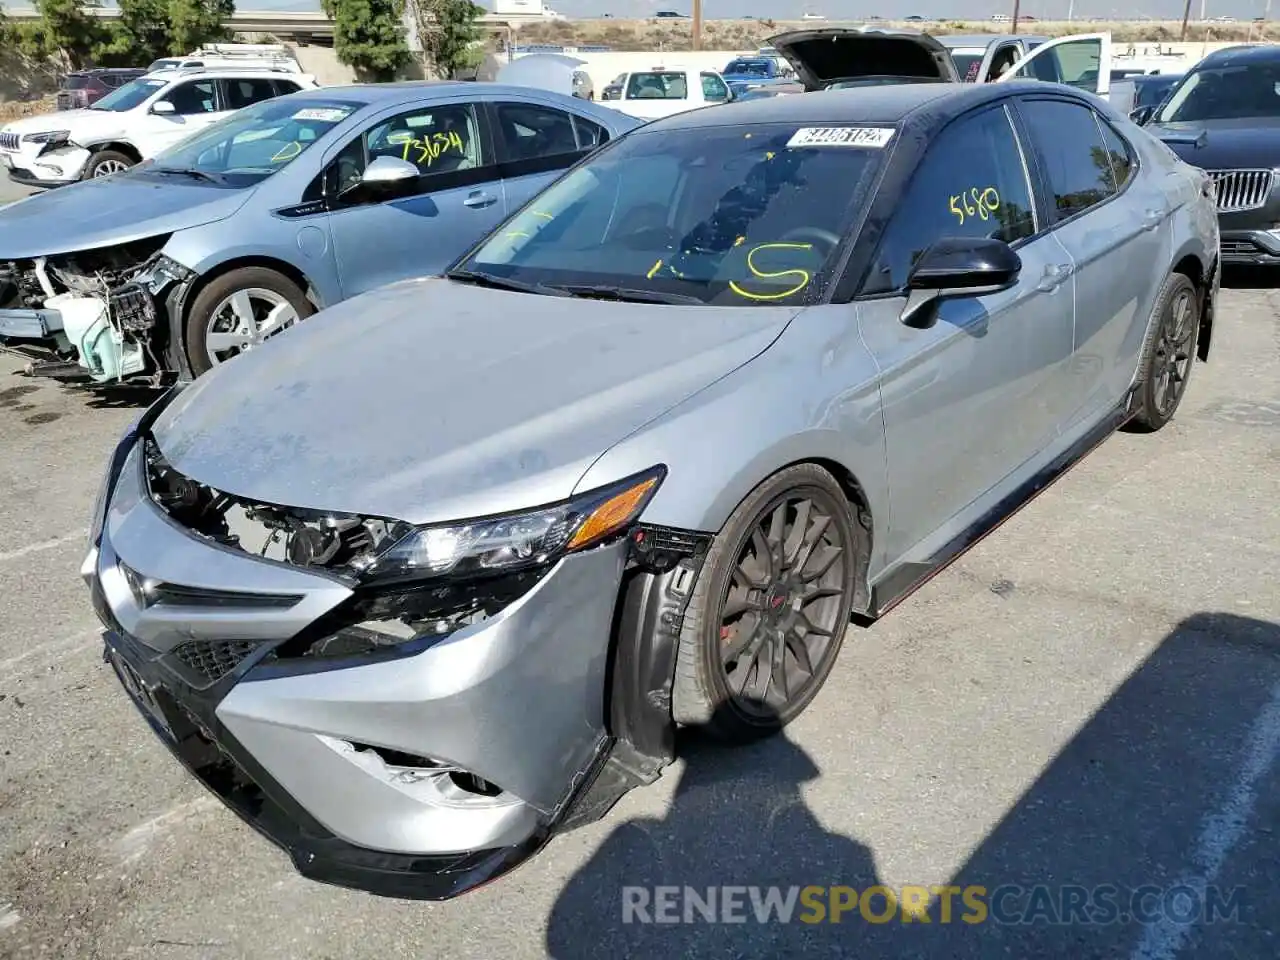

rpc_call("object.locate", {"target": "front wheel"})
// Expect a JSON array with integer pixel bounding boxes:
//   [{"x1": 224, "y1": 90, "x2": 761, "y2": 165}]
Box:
[
  {"x1": 184, "y1": 267, "x2": 314, "y2": 377},
  {"x1": 672, "y1": 464, "x2": 861, "y2": 743},
  {"x1": 82, "y1": 150, "x2": 135, "y2": 180}
]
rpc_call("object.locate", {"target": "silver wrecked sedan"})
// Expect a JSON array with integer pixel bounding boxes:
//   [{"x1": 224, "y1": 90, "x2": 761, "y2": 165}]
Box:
[{"x1": 86, "y1": 81, "x2": 1219, "y2": 899}]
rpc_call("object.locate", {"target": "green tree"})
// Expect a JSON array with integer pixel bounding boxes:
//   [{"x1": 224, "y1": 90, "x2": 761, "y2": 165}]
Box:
[
  {"x1": 95, "y1": 0, "x2": 172, "y2": 65},
  {"x1": 30, "y1": 0, "x2": 104, "y2": 69},
  {"x1": 168, "y1": 0, "x2": 234, "y2": 56},
  {"x1": 322, "y1": 0, "x2": 410, "y2": 82},
  {"x1": 410, "y1": 0, "x2": 483, "y2": 79}
]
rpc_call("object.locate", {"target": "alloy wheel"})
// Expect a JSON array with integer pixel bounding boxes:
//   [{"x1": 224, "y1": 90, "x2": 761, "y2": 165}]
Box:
[
  {"x1": 91, "y1": 159, "x2": 129, "y2": 177},
  {"x1": 1152, "y1": 287, "x2": 1196, "y2": 418},
  {"x1": 204, "y1": 288, "x2": 301, "y2": 367},
  {"x1": 717, "y1": 491, "x2": 848, "y2": 715}
]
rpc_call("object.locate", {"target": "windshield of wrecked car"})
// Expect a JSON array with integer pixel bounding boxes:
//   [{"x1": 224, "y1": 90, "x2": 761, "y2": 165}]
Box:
[
  {"x1": 459, "y1": 121, "x2": 886, "y2": 306},
  {"x1": 147, "y1": 98, "x2": 362, "y2": 185},
  {"x1": 90, "y1": 78, "x2": 167, "y2": 111},
  {"x1": 1158, "y1": 61, "x2": 1280, "y2": 122}
]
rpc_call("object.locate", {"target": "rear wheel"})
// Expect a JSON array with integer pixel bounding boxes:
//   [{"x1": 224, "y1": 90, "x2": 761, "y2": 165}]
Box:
[
  {"x1": 184, "y1": 267, "x2": 314, "y2": 376},
  {"x1": 1128, "y1": 272, "x2": 1199, "y2": 432},
  {"x1": 672, "y1": 464, "x2": 861, "y2": 742},
  {"x1": 82, "y1": 150, "x2": 134, "y2": 180}
]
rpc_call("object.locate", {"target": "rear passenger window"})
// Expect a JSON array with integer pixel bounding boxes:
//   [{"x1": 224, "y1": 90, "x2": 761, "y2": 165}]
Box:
[
  {"x1": 1097, "y1": 117, "x2": 1135, "y2": 189},
  {"x1": 865, "y1": 105, "x2": 1037, "y2": 294},
  {"x1": 495, "y1": 102, "x2": 580, "y2": 160},
  {"x1": 1019, "y1": 99, "x2": 1117, "y2": 218},
  {"x1": 273, "y1": 79, "x2": 303, "y2": 96},
  {"x1": 222, "y1": 78, "x2": 278, "y2": 111},
  {"x1": 572, "y1": 115, "x2": 608, "y2": 149}
]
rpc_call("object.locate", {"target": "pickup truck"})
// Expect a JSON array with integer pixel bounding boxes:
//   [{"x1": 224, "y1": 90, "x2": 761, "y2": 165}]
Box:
[
  {"x1": 597, "y1": 66, "x2": 732, "y2": 120},
  {"x1": 719, "y1": 55, "x2": 794, "y2": 95}
]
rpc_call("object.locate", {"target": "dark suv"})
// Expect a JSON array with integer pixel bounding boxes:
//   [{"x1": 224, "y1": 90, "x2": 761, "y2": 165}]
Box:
[{"x1": 56, "y1": 69, "x2": 147, "y2": 111}]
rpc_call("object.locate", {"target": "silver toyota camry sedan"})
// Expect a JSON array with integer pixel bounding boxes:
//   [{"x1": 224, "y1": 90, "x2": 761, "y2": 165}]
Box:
[{"x1": 85, "y1": 80, "x2": 1220, "y2": 899}]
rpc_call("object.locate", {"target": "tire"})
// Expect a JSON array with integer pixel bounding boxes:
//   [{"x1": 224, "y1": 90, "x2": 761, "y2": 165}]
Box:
[
  {"x1": 672, "y1": 464, "x2": 862, "y2": 743},
  {"x1": 82, "y1": 150, "x2": 135, "y2": 180},
  {"x1": 184, "y1": 267, "x2": 314, "y2": 377},
  {"x1": 1127, "y1": 272, "x2": 1199, "y2": 433}
]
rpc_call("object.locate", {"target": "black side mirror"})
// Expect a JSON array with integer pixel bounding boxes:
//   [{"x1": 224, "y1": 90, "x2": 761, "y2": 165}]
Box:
[
  {"x1": 900, "y1": 237, "x2": 1021, "y2": 329},
  {"x1": 1129, "y1": 105, "x2": 1155, "y2": 125}
]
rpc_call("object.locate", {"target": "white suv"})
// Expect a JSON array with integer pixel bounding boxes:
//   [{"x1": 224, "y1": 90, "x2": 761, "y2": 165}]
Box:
[{"x1": 0, "y1": 67, "x2": 318, "y2": 189}]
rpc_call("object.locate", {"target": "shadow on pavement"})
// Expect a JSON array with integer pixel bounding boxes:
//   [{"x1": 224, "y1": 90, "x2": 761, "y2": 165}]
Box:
[{"x1": 546, "y1": 612, "x2": 1280, "y2": 959}]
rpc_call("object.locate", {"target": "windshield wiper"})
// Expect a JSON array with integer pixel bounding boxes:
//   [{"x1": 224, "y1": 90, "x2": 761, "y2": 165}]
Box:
[
  {"x1": 151, "y1": 166, "x2": 224, "y2": 184},
  {"x1": 554, "y1": 284, "x2": 704, "y2": 306},
  {"x1": 445, "y1": 269, "x2": 569, "y2": 297}
]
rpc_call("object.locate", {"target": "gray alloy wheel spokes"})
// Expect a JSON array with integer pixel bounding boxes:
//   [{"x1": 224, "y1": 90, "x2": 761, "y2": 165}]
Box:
[
  {"x1": 1153, "y1": 288, "x2": 1196, "y2": 417},
  {"x1": 718, "y1": 493, "x2": 848, "y2": 715},
  {"x1": 204, "y1": 288, "x2": 301, "y2": 367},
  {"x1": 92, "y1": 159, "x2": 129, "y2": 177}
]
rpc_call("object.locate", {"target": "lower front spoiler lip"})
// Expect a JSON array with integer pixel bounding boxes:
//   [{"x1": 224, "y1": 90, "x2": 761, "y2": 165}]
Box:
[{"x1": 101, "y1": 629, "x2": 553, "y2": 901}]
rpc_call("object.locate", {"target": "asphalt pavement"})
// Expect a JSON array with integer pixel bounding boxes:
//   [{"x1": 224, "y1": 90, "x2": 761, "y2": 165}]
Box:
[
  {"x1": 1, "y1": 271, "x2": 1278, "y2": 959},
  {"x1": 0, "y1": 178, "x2": 35, "y2": 208}
]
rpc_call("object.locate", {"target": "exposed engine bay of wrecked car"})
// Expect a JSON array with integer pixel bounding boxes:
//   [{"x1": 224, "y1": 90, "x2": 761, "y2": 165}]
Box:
[{"x1": 0, "y1": 235, "x2": 191, "y2": 383}]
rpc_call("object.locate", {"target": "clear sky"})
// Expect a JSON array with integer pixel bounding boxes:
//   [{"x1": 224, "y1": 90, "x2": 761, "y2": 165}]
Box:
[{"x1": 1, "y1": 0, "x2": 1270, "y2": 22}]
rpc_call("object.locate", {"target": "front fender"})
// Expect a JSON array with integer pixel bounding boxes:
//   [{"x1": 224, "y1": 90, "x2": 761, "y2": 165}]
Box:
[{"x1": 575, "y1": 305, "x2": 892, "y2": 582}]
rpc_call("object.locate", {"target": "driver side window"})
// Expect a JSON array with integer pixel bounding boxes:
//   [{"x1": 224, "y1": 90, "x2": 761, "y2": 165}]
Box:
[
  {"x1": 312, "y1": 102, "x2": 488, "y2": 201},
  {"x1": 864, "y1": 105, "x2": 1037, "y2": 295}
]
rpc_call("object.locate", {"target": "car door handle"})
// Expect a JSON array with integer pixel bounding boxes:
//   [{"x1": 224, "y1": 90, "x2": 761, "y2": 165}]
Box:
[
  {"x1": 1036, "y1": 262, "x2": 1073, "y2": 292},
  {"x1": 463, "y1": 191, "x2": 497, "y2": 209}
]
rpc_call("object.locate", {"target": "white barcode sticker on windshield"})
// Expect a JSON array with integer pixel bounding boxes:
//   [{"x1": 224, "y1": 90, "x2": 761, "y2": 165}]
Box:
[
  {"x1": 292, "y1": 107, "x2": 351, "y2": 123},
  {"x1": 786, "y1": 126, "x2": 895, "y2": 148}
]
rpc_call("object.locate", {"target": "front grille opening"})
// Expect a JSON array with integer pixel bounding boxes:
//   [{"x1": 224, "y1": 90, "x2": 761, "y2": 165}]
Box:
[
  {"x1": 172, "y1": 638, "x2": 261, "y2": 684},
  {"x1": 450, "y1": 772, "x2": 503, "y2": 797},
  {"x1": 1208, "y1": 169, "x2": 1274, "y2": 213}
]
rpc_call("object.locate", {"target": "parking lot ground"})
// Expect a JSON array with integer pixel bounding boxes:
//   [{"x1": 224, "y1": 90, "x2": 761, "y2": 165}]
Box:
[
  {"x1": 0, "y1": 178, "x2": 35, "y2": 208},
  {"x1": 1, "y1": 283, "x2": 1278, "y2": 960}
]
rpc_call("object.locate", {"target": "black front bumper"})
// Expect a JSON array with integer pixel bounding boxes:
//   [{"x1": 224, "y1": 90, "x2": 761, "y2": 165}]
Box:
[
  {"x1": 100, "y1": 624, "x2": 552, "y2": 900},
  {"x1": 1220, "y1": 229, "x2": 1280, "y2": 266},
  {"x1": 4, "y1": 165, "x2": 75, "y2": 189}
]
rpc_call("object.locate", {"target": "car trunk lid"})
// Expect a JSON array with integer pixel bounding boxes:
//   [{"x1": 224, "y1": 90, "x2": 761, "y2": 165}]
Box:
[{"x1": 768, "y1": 27, "x2": 961, "y2": 91}]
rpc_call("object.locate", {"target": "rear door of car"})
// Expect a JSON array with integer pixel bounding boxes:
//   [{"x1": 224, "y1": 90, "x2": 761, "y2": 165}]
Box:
[
  {"x1": 487, "y1": 97, "x2": 615, "y2": 211},
  {"x1": 995, "y1": 32, "x2": 1113, "y2": 96},
  {"x1": 1012, "y1": 94, "x2": 1168, "y2": 425}
]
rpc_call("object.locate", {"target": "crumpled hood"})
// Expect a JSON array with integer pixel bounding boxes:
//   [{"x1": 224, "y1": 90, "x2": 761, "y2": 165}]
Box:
[
  {"x1": 1147, "y1": 117, "x2": 1280, "y2": 170},
  {"x1": 151, "y1": 277, "x2": 798, "y2": 526},
  {"x1": 0, "y1": 171, "x2": 254, "y2": 259}
]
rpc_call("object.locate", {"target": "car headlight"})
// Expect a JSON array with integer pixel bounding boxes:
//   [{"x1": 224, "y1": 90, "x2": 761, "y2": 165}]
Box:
[
  {"x1": 358, "y1": 465, "x2": 666, "y2": 585},
  {"x1": 22, "y1": 130, "x2": 70, "y2": 145},
  {"x1": 130, "y1": 253, "x2": 193, "y2": 295}
]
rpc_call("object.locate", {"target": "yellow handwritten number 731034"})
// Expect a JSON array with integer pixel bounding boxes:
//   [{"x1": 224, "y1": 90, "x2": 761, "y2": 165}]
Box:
[{"x1": 949, "y1": 187, "x2": 1000, "y2": 226}]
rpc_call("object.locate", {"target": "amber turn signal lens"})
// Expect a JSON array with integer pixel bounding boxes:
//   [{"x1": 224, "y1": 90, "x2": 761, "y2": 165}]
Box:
[{"x1": 566, "y1": 476, "x2": 660, "y2": 551}]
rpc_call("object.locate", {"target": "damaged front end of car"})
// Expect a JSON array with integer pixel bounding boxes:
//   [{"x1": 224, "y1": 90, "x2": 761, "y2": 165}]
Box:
[
  {"x1": 86, "y1": 417, "x2": 715, "y2": 898},
  {"x1": 0, "y1": 236, "x2": 195, "y2": 385}
]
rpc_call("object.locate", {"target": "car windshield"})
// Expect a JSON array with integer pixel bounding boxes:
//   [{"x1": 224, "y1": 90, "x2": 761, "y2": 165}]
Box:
[
  {"x1": 457, "y1": 121, "x2": 885, "y2": 307},
  {"x1": 724, "y1": 59, "x2": 772, "y2": 76},
  {"x1": 1158, "y1": 61, "x2": 1280, "y2": 121},
  {"x1": 90, "y1": 77, "x2": 167, "y2": 111},
  {"x1": 147, "y1": 98, "x2": 362, "y2": 186}
]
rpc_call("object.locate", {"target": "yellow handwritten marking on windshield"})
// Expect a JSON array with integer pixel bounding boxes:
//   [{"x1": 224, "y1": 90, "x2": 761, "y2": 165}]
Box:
[
  {"x1": 647, "y1": 259, "x2": 663, "y2": 279},
  {"x1": 764, "y1": 151, "x2": 776, "y2": 160},
  {"x1": 270, "y1": 141, "x2": 302, "y2": 163},
  {"x1": 504, "y1": 231, "x2": 531, "y2": 241},
  {"x1": 728, "y1": 242, "x2": 814, "y2": 302},
  {"x1": 734, "y1": 236, "x2": 746, "y2": 247},
  {"x1": 531, "y1": 211, "x2": 554, "y2": 220},
  {"x1": 949, "y1": 186, "x2": 1000, "y2": 226},
  {"x1": 402, "y1": 130, "x2": 466, "y2": 167}
]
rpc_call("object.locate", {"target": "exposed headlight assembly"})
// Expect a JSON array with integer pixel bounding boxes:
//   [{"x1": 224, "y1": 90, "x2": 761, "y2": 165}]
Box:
[
  {"x1": 359, "y1": 465, "x2": 666, "y2": 585},
  {"x1": 23, "y1": 130, "x2": 71, "y2": 145}
]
